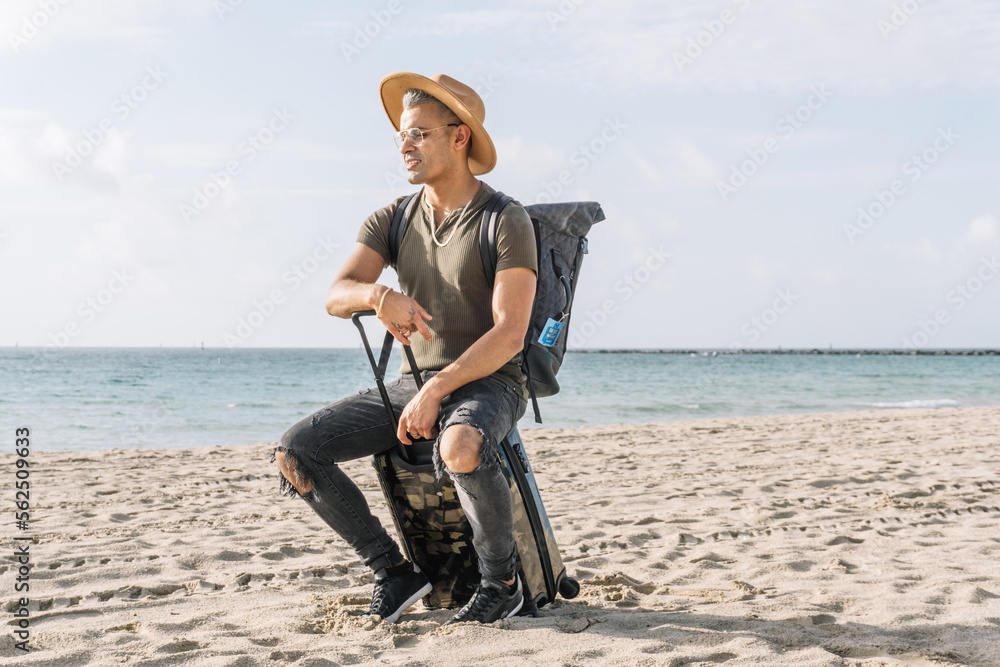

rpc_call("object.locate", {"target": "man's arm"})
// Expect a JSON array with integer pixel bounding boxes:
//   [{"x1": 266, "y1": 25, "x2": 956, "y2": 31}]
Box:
[
  {"x1": 325, "y1": 242, "x2": 434, "y2": 345},
  {"x1": 396, "y1": 265, "x2": 535, "y2": 443},
  {"x1": 324, "y1": 243, "x2": 389, "y2": 318},
  {"x1": 422, "y1": 266, "x2": 536, "y2": 402}
]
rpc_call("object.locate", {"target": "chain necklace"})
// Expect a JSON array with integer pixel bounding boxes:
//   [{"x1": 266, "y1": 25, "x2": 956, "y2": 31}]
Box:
[{"x1": 428, "y1": 196, "x2": 473, "y2": 248}]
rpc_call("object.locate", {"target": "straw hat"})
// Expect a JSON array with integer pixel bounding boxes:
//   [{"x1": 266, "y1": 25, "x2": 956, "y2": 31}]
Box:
[{"x1": 378, "y1": 72, "x2": 496, "y2": 175}]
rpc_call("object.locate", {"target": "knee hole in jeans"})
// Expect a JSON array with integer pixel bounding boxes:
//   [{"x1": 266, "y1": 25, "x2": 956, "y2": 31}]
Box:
[
  {"x1": 272, "y1": 447, "x2": 315, "y2": 498},
  {"x1": 436, "y1": 423, "x2": 487, "y2": 475}
]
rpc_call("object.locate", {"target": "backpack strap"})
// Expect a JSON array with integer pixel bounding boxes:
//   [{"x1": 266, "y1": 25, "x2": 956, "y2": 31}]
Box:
[
  {"x1": 477, "y1": 190, "x2": 544, "y2": 423},
  {"x1": 477, "y1": 190, "x2": 513, "y2": 288},
  {"x1": 524, "y1": 358, "x2": 542, "y2": 424},
  {"x1": 387, "y1": 190, "x2": 421, "y2": 268}
]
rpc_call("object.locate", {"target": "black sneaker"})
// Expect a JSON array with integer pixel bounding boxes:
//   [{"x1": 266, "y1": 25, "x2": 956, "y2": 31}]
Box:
[
  {"x1": 365, "y1": 562, "x2": 432, "y2": 623},
  {"x1": 444, "y1": 576, "x2": 523, "y2": 626}
]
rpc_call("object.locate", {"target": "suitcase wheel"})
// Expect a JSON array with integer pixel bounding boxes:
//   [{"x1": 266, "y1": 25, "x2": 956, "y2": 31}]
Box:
[{"x1": 558, "y1": 576, "x2": 580, "y2": 600}]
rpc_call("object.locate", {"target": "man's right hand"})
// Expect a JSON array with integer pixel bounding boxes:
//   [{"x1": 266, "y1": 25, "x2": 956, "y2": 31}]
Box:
[{"x1": 378, "y1": 288, "x2": 433, "y2": 346}]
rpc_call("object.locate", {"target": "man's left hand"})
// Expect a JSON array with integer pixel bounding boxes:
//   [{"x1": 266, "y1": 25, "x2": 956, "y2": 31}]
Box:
[{"x1": 396, "y1": 384, "x2": 443, "y2": 445}]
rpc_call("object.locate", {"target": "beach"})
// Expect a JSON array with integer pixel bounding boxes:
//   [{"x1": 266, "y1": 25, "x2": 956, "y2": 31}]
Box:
[{"x1": 3, "y1": 406, "x2": 1000, "y2": 666}]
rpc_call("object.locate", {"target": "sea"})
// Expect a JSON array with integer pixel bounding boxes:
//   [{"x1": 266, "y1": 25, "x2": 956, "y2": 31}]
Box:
[{"x1": 1, "y1": 346, "x2": 998, "y2": 452}]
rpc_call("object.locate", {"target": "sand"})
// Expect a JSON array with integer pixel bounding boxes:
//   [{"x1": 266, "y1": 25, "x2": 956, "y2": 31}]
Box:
[{"x1": 3, "y1": 406, "x2": 1000, "y2": 666}]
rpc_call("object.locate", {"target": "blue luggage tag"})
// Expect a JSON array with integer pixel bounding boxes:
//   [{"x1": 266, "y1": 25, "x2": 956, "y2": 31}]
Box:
[{"x1": 538, "y1": 318, "x2": 564, "y2": 347}]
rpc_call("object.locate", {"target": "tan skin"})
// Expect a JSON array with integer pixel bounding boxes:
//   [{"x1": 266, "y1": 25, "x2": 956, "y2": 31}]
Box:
[{"x1": 276, "y1": 103, "x2": 536, "y2": 583}]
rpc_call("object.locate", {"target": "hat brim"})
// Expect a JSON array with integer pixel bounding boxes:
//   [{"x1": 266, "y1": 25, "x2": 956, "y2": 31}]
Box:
[{"x1": 379, "y1": 72, "x2": 496, "y2": 176}]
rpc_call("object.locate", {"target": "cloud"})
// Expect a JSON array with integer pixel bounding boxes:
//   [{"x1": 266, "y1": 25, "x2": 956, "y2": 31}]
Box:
[
  {"x1": 0, "y1": 108, "x2": 50, "y2": 123},
  {"x1": 960, "y1": 214, "x2": 999, "y2": 248},
  {"x1": 493, "y1": 134, "x2": 574, "y2": 188},
  {"x1": 144, "y1": 143, "x2": 236, "y2": 169},
  {"x1": 299, "y1": 7, "x2": 532, "y2": 47},
  {"x1": 624, "y1": 136, "x2": 720, "y2": 192},
  {"x1": 811, "y1": 267, "x2": 842, "y2": 286},
  {"x1": 901, "y1": 215, "x2": 997, "y2": 268},
  {"x1": 26, "y1": 119, "x2": 133, "y2": 191},
  {"x1": 506, "y1": 0, "x2": 1000, "y2": 92},
  {"x1": 0, "y1": 126, "x2": 37, "y2": 186},
  {"x1": 392, "y1": 8, "x2": 529, "y2": 36},
  {"x1": 294, "y1": 20, "x2": 355, "y2": 36},
  {"x1": 911, "y1": 237, "x2": 943, "y2": 265},
  {"x1": 1, "y1": 0, "x2": 211, "y2": 54},
  {"x1": 91, "y1": 128, "x2": 131, "y2": 180},
  {"x1": 747, "y1": 255, "x2": 785, "y2": 285},
  {"x1": 0, "y1": 115, "x2": 65, "y2": 188}
]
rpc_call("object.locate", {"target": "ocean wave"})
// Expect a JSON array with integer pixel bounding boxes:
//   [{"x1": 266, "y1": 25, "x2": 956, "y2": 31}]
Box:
[{"x1": 866, "y1": 399, "x2": 958, "y2": 409}]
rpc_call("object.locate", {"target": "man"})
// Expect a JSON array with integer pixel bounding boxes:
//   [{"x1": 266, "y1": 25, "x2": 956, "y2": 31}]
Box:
[{"x1": 272, "y1": 72, "x2": 537, "y2": 626}]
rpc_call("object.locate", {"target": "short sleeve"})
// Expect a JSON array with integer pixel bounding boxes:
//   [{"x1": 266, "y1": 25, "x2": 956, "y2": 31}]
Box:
[
  {"x1": 356, "y1": 195, "x2": 407, "y2": 269},
  {"x1": 495, "y1": 202, "x2": 538, "y2": 274}
]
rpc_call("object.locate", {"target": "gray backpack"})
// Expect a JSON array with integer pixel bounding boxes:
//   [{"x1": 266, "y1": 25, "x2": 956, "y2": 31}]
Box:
[{"x1": 389, "y1": 189, "x2": 604, "y2": 423}]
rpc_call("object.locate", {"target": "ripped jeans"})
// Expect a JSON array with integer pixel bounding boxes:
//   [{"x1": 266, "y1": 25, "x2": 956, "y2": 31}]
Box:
[{"x1": 272, "y1": 370, "x2": 527, "y2": 581}]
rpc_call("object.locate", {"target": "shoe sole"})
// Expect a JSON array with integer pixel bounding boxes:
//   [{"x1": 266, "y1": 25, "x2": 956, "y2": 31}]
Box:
[
  {"x1": 442, "y1": 595, "x2": 524, "y2": 627},
  {"x1": 382, "y1": 581, "x2": 432, "y2": 624},
  {"x1": 442, "y1": 579, "x2": 525, "y2": 626}
]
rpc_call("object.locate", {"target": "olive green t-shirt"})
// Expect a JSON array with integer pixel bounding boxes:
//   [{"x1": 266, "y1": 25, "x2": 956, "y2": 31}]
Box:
[{"x1": 356, "y1": 181, "x2": 537, "y2": 402}]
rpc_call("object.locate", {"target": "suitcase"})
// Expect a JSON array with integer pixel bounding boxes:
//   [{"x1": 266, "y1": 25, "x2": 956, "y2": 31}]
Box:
[{"x1": 351, "y1": 310, "x2": 580, "y2": 615}]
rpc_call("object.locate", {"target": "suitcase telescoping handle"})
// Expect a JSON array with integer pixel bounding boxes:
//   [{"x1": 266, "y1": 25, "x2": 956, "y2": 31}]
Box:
[{"x1": 350, "y1": 310, "x2": 427, "y2": 466}]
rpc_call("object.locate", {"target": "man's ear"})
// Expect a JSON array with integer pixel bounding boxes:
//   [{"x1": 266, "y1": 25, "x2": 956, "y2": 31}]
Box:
[{"x1": 453, "y1": 123, "x2": 472, "y2": 152}]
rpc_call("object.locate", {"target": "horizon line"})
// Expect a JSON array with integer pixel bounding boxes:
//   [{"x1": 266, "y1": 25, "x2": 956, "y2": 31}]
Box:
[{"x1": 3, "y1": 345, "x2": 999, "y2": 355}]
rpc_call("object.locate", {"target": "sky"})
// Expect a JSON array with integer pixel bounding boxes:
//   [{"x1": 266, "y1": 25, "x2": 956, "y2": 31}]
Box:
[{"x1": 1, "y1": 0, "x2": 998, "y2": 351}]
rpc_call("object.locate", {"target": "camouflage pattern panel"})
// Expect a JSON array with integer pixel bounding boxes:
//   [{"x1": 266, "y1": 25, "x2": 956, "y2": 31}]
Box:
[
  {"x1": 372, "y1": 429, "x2": 570, "y2": 611},
  {"x1": 372, "y1": 452, "x2": 479, "y2": 609}
]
